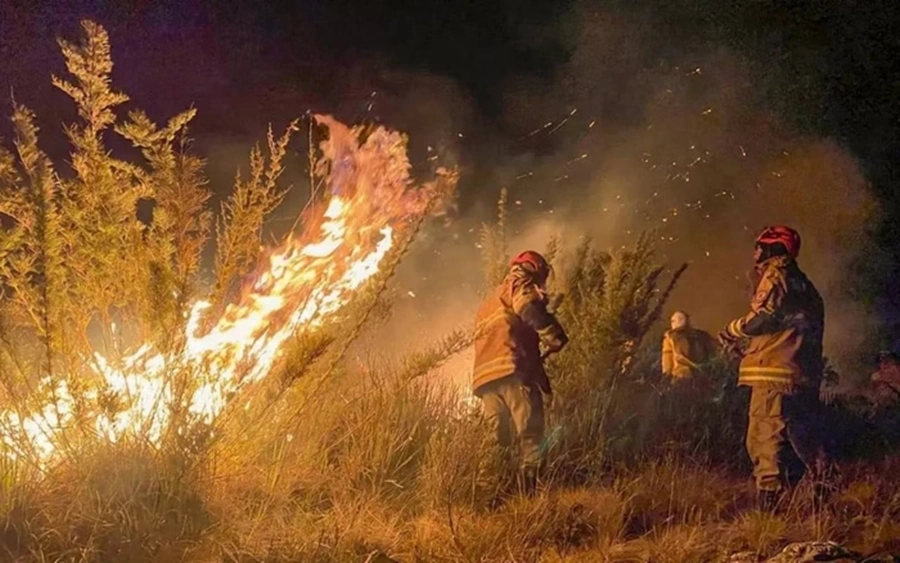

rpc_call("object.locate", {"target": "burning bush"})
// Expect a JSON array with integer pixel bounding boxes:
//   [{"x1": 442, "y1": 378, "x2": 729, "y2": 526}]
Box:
[
  {"x1": 0, "y1": 19, "x2": 457, "y2": 467},
  {"x1": 0, "y1": 19, "x2": 460, "y2": 560}
]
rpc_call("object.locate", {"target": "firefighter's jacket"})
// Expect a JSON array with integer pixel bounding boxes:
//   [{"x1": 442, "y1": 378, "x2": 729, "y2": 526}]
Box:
[
  {"x1": 725, "y1": 255, "x2": 824, "y2": 390},
  {"x1": 661, "y1": 327, "x2": 717, "y2": 379},
  {"x1": 472, "y1": 267, "x2": 568, "y2": 396}
]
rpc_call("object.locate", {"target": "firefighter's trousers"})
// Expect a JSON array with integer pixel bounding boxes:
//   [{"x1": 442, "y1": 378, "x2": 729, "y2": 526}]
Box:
[
  {"x1": 479, "y1": 374, "x2": 545, "y2": 470},
  {"x1": 746, "y1": 385, "x2": 830, "y2": 492}
]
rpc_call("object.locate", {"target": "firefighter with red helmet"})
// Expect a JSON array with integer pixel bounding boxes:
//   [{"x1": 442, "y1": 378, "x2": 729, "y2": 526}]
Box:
[
  {"x1": 718, "y1": 226, "x2": 830, "y2": 510},
  {"x1": 472, "y1": 250, "x2": 568, "y2": 495}
]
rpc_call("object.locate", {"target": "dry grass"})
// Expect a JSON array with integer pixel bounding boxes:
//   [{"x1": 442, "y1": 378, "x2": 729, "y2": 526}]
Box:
[{"x1": 6, "y1": 345, "x2": 900, "y2": 562}]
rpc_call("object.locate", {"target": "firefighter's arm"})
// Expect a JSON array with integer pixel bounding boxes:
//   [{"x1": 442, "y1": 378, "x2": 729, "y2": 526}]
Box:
[
  {"x1": 724, "y1": 269, "x2": 785, "y2": 339},
  {"x1": 661, "y1": 333, "x2": 674, "y2": 375},
  {"x1": 512, "y1": 283, "x2": 569, "y2": 353}
]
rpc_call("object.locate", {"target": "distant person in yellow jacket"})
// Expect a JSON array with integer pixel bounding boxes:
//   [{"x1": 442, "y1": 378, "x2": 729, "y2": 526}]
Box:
[{"x1": 661, "y1": 310, "x2": 718, "y2": 384}]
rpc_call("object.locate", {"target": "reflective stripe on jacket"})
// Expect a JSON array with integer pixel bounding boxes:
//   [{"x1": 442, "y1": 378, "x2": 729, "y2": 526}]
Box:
[
  {"x1": 727, "y1": 256, "x2": 824, "y2": 389},
  {"x1": 472, "y1": 267, "x2": 567, "y2": 395}
]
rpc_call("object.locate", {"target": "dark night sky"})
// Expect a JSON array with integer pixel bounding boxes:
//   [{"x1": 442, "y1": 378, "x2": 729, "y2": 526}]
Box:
[
  {"x1": 2, "y1": 0, "x2": 900, "y2": 358},
  {"x1": 2, "y1": 1, "x2": 897, "y2": 197}
]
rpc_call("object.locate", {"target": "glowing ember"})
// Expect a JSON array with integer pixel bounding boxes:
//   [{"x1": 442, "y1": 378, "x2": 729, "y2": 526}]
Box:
[{"x1": 0, "y1": 115, "x2": 452, "y2": 467}]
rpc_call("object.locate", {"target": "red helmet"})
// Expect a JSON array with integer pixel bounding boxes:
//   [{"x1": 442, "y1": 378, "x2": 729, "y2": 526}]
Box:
[
  {"x1": 510, "y1": 250, "x2": 550, "y2": 282},
  {"x1": 755, "y1": 225, "x2": 801, "y2": 258}
]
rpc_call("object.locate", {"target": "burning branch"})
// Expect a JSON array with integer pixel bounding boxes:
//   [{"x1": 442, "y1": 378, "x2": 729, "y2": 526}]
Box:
[{"x1": 210, "y1": 121, "x2": 300, "y2": 319}]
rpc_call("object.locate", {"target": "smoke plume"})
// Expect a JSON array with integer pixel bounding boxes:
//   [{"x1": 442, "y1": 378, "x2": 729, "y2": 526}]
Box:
[{"x1": 365, "y1": 4, "x2": 876, "y2": 387}]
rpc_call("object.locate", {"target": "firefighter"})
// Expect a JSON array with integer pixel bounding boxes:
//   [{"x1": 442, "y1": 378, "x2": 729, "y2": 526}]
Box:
[
  {"x1": 658, "y1": 310, "x2": 720, "y2": 436},
  {"x1": 472, "y1": 250, "x2": 568, "y2": 495},
  {"x1": 661, "y1": 310, "x2": 718, "y2": 384},
  {"x1": 718, "y1": 226, "x2": 830, "y2": 511}
]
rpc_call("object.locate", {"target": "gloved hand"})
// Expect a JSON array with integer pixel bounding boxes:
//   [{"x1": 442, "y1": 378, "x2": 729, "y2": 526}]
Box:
[
  {"x1": 718, "y1": 330, "x2": 744, "y2": 360},
  {"x1": 540, "y1": 339, "x2": 565, "y2": 359},
  {"x1": 717, "y1": 329, "x2": 737, "y2": 348},
  {"x1": 546, "y1": 293, "x2": 565, "y2": 315}
]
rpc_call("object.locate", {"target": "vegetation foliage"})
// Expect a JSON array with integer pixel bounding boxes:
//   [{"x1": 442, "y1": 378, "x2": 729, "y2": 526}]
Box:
[{"x1": 1, "y1": 20, "x2": 899, "y2": 563}]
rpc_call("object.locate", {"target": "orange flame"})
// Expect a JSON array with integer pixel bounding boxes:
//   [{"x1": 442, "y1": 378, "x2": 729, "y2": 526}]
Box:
[{"x1": 0, "y1": 115, "x2": 453, "y2": 467}]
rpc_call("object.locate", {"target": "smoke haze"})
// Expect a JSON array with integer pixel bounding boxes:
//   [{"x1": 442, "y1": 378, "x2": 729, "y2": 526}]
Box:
[{"x1": 348, "y1": 5, "x2": 876, "y2": 387}]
